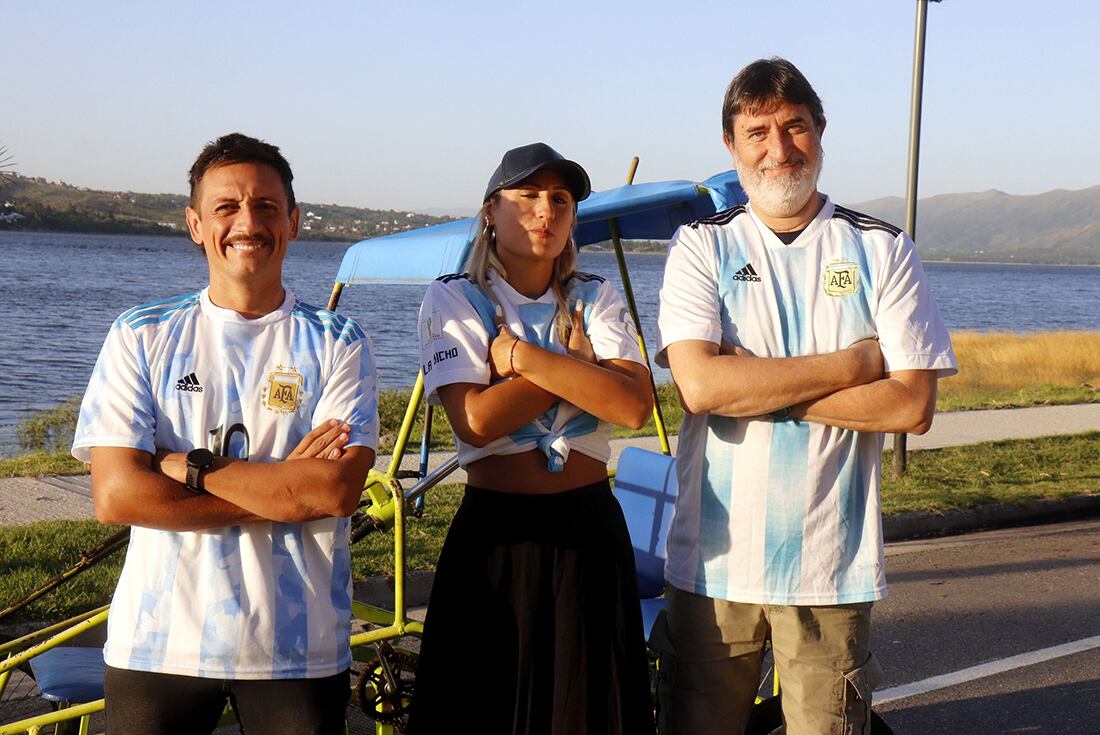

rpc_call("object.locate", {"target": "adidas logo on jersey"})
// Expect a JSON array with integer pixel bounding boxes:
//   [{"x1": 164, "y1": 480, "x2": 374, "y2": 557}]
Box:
[
  {"x1": 732, "y1": 263, "x2": 762, "y2": 282},
  {"x1": 175, "y1": 372, "x2": 203, "y2": 393}
]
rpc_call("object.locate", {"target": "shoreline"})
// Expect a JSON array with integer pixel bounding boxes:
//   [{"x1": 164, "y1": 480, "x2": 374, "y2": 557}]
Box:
[
  {"x1": 4, "y1": 230, "x2": 1099, "y2": 267},
  {"x1": 922, "y1": 259, "x2": 1100, "y2": 268}
]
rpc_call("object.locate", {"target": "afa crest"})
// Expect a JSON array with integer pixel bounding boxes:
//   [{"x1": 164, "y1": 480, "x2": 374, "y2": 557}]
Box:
[
  {"x1": 262, "y1": 365, "x2": 304, "y2": 414},
  {"x1": 824, "y1": 261, "x2": 860, "y2": 297}
]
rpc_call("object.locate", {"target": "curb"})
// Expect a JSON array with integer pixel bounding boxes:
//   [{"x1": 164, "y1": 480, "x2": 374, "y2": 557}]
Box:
[
  {"x1": 883, "y1": 493, "x2": 1100, "y2": 541},
  {"x1": 353, "y1": 570, "x2": 436, "y2": 609}
]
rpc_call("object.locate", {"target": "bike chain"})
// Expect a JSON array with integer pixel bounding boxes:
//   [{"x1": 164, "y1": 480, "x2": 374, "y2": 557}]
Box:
[{"x1": 355, "y1": 642, "x2": 418, "y2": 729}]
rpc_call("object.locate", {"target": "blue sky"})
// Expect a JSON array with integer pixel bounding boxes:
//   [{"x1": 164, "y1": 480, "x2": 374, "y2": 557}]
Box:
[{"x1": 4, "y1": 1, "x2": 1098, "y2": 213}]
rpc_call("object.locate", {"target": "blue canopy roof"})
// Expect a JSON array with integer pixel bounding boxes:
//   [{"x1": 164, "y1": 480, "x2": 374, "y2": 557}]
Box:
[{"x1": 334, "y1": 170, "x2": 744, "y2": 285}]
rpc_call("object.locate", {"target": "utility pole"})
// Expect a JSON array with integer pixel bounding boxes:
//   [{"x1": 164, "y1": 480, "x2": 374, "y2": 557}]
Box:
[{"x1": 894, "y1": 0, "x2": 942, "y2": 478}]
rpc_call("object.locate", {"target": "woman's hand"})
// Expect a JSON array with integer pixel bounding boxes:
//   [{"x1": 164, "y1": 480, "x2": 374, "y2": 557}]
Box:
[
  {"x1": 288, "y1": 419, "x2": 352, "y2": 460},
  {"x1": 488, "y1": 306, "x2": 521, "y2": 381},
  {"x1": 567, "y1": 299, "x2": 597, "y2": 364}
]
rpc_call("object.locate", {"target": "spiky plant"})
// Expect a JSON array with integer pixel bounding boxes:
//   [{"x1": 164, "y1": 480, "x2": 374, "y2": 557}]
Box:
[{"x1": 0, "y1": 143, "x2": 16, "y2": 189}]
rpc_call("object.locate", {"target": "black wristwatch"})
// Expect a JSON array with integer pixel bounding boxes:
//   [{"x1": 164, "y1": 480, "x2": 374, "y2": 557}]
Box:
[{"x1": 185, "y1": 448, "x2": 216, "y2": 494}]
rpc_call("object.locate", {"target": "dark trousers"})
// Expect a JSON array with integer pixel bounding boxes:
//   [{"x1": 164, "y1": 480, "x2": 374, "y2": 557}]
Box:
[{"x1": 103, "y1": 665, "x2": 350, "y2": 734}]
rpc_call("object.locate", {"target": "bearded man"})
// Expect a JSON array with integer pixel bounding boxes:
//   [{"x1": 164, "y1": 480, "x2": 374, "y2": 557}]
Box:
[{"x1": 653, "y1": 58, "x2": 956, "y2": 734}]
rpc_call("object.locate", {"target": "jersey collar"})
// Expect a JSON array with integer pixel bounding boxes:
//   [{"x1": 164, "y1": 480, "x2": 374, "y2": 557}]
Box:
[
  {"x1": 488, "y1": 269, "x2": 556, "y2": 304},
  {"x1": 199, "y1": 287, "x2": 295, "y2": 325},
  {"x1": 748, "y1": 195, "x2": 836, "y2": 249}
]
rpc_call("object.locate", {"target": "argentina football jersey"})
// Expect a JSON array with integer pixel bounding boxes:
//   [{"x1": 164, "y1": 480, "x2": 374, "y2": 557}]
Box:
[
  {"x1": 417, "y1": 271, "x2": 645, "y2": 471},
  {"x1": 658, "y1": 198, "x2": 956, "y2": 606},
  {"x1": 73, "y1": 288, "x2": 378, "y2": 679}
]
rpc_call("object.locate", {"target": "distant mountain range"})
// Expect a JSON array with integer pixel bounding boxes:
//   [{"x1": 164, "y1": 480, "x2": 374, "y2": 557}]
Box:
[
  {"x1": 2, "y1": 173, "x2": 1098, "y2": 264},
  {"x1": 846, "y1": 186, "x2": 1100, "y2": 265}
]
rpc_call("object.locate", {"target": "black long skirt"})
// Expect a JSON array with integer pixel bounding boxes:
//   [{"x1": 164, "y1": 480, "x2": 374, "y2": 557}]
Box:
[{"x1": 405, "y1": 479, "x2": 656, "y2": 735}]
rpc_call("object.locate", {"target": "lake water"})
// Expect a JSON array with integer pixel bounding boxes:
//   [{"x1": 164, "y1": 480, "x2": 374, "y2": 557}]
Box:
[{"x1": 2, "y1": 230, "x2": 1098, "y2": 455}]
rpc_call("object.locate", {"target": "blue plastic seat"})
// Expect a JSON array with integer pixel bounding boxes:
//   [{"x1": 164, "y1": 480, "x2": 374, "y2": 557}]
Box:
[
  {"x1": 613, "y1": 447, "x2": 679, "y2": 640},
  {"x1": 28, "y1": 646, "x2": 106, "y2": 703}
]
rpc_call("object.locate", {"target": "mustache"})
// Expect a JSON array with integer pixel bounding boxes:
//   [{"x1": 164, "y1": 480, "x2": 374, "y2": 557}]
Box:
[
  {"x1": 758, "y1": 154, "x2": 806, "y2": 172},
  {"x1": 224, "y1": 234, "x2": 274, "y2": 247}
]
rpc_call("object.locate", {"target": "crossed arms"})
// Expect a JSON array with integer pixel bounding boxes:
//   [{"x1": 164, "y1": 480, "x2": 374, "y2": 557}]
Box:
[
  {"x1": 666, "y1": 339, "x2": 937, "y2": 435},
  {"x1": 90, "y1": 420, "x2": 374, "y2": 532},
  {"x1": 439, "y1": 302, "x2": 653, "y2": 447}
]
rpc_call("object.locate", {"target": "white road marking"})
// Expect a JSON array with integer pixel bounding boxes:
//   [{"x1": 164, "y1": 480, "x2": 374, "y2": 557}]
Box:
[{"x1": 876, "y1": 635, "x2": 1100, "y2": 704}]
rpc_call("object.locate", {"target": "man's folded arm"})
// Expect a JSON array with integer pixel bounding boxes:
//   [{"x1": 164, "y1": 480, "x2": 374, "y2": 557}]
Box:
[
  {"x1": 164, "y1": 446, "x2": 375, "y2": 522},
  {"x1": 790, "y1": 369, "x2": 939, "y2": 434},
  {"x1": 91, "y1": 446, "x2": 264, "y2": 531},
  {"x1": 665, "y1": 338, "x2": 884, "y2": 417},
  {"x1": 91, "y1": 427, "x2": 375, "y2": 530}
]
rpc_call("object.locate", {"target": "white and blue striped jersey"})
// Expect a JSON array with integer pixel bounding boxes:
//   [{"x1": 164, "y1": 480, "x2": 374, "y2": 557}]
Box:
[
  {"x1": 418, "y1": 271, "x2": 646, "y2": 470},
  {"x1": 657, "y1": 198, "x2": 956, "y2": 605},
  {"x1": 72, "y1": 288, "x2": 378, "y2": 679}
]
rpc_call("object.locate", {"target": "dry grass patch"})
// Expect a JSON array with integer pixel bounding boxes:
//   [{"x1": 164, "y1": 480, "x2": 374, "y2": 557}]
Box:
[{"x1": 939, "y1": 331, "x2": 1100, "y2": 411}]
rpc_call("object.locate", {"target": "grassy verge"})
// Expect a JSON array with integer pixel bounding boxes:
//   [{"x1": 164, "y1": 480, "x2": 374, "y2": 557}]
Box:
[
  {"x1": 0, "y1": 521, "x2": 126, "y2": 624},
  {"x1": 0, "y1": 451, "x2": 86, "y2": 478},
  {"x1": 880, "y1": 431, "x2": 1100, "y2": 514},
  {"x1": 2, "y1": 433, "x2": 1096, "y2": 625}
]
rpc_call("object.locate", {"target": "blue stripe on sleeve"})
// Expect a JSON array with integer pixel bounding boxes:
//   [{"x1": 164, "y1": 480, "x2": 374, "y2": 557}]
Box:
[
  {"x1": 125, "y1": 293, "x2": 201, "y2": 330},
  {"x1": 292, "y1": 300, "x2": 368, "y2": 346}
]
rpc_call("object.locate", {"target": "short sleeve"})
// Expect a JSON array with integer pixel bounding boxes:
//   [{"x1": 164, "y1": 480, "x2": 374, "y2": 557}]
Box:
[
  {"x1": 417, "y1": 280, "x2": 492, "y2": 402},
  {"x1": 585, "y1": 281, "x2": 646, "y2": 367},
  {"x1": 875, "y1": 234, "x2": 958, "y2": 377},
  {"x1": 312, "y1": 327, "x2": 380, "y2": 450},
  {"x1": 71, "y1": 319, "x2": 157, "y2": 462},
  {"x1": 656, "y1": 225, "x2": 723, "y2": 367}
]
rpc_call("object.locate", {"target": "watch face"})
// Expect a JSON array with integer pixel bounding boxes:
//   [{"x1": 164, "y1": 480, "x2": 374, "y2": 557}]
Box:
[{"x1": 188, "y1": 448, "x2": 216, "y2": 468}]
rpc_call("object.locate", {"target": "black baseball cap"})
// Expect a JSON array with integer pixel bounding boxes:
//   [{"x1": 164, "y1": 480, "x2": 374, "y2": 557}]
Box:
[{"x1": 483, "y1": 142, "x2": 591, "y2": 203}]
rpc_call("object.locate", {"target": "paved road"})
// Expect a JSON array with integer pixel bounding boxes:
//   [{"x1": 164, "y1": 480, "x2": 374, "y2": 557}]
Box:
[
  {"x1": 5, "y1": 520, "x2": 1098, "y2": 735},
  {"x1": 2, "y1": 404, "x2": 1098, "y2": 527},
  {"x1": 873, "y1": 519, "x2": 1100, "y2": 733}
]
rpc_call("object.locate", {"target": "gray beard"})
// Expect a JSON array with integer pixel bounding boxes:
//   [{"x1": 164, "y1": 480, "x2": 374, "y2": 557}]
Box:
[{"x1": 734, "y1": 146, "x2": 824, "y2": 218}]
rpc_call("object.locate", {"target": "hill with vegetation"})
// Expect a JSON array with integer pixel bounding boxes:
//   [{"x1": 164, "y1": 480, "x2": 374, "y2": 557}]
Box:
[
  {"x1": 0, "y1": 173, "x2": 454, "y2": 242},
  {"x1": 846, "y1": 186, "x2": 1100, "y2": 265}
]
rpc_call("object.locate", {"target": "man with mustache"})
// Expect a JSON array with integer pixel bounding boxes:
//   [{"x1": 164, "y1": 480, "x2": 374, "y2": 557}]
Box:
[
  {"x1": 653, "y1": 59, "x2": 956, "y2": 734},
  {"x1": 72, "y1": 133, "x2": 378, "y2": 734}
]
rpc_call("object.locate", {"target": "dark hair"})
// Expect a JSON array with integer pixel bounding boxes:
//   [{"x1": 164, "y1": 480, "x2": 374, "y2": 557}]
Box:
[
  {"x1": 721, "y1": 58, "x2": 825, "y2": 142},
  {"x1": 188, "y1": 133, "x2": 296, "y2": 210}
]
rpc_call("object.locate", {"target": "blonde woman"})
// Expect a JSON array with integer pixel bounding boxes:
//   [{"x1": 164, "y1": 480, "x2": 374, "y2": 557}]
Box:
[{"x1": 406, "y1": 143, "x2": 656, "y2": 734}]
